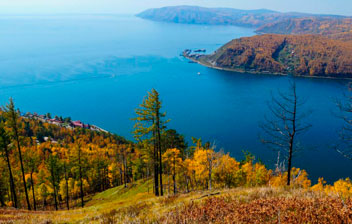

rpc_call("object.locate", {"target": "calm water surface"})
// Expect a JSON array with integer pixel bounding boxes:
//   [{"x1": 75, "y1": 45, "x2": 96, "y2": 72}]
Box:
[{"x1": 0, "y1": 14, "x2": 349, "y2": 182}]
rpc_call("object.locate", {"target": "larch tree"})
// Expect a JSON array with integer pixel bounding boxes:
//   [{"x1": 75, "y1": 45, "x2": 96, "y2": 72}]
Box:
[
  {"x1": 260, "y1": 81, "x2": 311, "y2": 186},
  {"x1": 4, "y1": 98, "x2": 31, "y2": 210},
  {"x1": 133, "y1": 89, "x2": 169, "y2": 196}
]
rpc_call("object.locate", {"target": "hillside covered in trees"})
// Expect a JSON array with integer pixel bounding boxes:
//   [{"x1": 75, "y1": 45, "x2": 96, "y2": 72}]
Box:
[
  {"x1": 186, "y1": 34, "x2": 352, "y2": 77},
  {"x1": 256, "y1": 17, "x2": 352, "y2": 42}
]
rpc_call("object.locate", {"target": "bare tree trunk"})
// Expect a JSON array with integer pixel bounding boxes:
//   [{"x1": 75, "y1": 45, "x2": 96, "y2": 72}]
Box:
[
  {"x1": 287, "y1": 88, "x2": 297, "y2": 186},
  {"x1": 153, "y1": 129, "x2": 159, "y2": 196},
  {"x1": 260, "y1": 82, "x2": 309, "y2": 187},
  {"x1": 156, "y1": 112, "x2": 163, "y2": 196}
]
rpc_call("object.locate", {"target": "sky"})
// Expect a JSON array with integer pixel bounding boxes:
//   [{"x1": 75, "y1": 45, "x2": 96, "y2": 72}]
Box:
[{"x1": 0, "y1": 0, "x2": 351, "y2": 16}]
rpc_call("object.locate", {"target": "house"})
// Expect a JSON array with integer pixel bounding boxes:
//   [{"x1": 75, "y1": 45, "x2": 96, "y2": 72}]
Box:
[
  {"x1": 72, "y1": 120, "x2": 84, "y2": 128},
  {"x1": 48, "y1": 119, "x2": 63, "y2": 125}
]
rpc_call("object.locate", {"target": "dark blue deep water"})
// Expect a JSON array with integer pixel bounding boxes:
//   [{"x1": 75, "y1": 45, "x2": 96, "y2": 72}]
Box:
[{"x1": 0, "y1": 14, "x2": 350, "y2": 183}]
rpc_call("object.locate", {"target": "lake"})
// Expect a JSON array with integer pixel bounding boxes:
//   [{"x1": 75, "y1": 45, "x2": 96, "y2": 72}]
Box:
[{"x1": 0, "y1": 14, "x2": 350, "y2": 183}]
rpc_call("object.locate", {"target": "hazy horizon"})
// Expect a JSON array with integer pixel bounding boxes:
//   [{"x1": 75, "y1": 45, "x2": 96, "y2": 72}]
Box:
[{"x1": 0, "y1": 0, "x2": 351, "y2": 16}]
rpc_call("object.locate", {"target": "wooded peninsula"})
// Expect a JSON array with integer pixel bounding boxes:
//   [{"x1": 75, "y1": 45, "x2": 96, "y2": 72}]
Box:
[{"x1": 140, "y1": 6, "x2": 352, "y2": 78}]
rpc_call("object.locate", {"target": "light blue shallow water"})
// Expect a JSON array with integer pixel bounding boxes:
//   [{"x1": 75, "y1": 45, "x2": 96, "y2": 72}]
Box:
[{"x1": 0, "y1": 14, "x2": 350, "y2": 183}]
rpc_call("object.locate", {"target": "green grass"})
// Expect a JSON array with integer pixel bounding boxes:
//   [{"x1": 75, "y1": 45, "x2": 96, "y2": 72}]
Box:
[{"x1": 89, "y1": 178, "x2": 153, "y2": 205}]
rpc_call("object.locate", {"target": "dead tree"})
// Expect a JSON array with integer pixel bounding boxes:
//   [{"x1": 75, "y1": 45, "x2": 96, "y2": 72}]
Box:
[{"x1": 260, "y1": 81, "x2": 311, "y2": 186}]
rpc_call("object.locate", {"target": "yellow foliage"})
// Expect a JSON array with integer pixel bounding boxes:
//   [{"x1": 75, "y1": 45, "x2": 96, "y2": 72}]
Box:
[
  {"x1": 324, "y1": 178, "x2": 352, "y2": 198},
  {"x1": 162, "y1": 148, "x2": 183, "y2": 173},
  {"x1": 192, "y1": 148, "x2": 210, "y2": 184},
  {"x1": 241, "y1": 162, "x2": 271, "y2": 187},
  {"x1": 311, "y1": 177, "x2": 326, "y2": 192},
  {"x1": 213, "y1": 154, "x2": 239, "y2": 188},
  {"x1": 311, "y1": 177, "x2": 352, "y2": 199},
  {"x1": 269, "y1": 168, "x2": 311, "y2": 189},
  {"x1": 291, "y1": 168, "x2": 311, "y2": 189}
]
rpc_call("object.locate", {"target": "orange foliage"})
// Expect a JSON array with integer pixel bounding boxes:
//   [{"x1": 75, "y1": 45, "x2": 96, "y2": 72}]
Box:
[{"x1": 203, "y1": 34, "x2": 352, "y2": 77}]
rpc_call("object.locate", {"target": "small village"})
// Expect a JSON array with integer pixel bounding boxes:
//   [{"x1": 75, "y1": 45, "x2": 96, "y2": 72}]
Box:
[{"x1": 23, "y1": 112, "x2": 109, "y2": 133}]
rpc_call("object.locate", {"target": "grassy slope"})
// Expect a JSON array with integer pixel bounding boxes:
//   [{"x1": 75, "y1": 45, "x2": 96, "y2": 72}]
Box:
[
  {"x1": 1, "y1": 180, "x2": 351, "y2": 223},
  {"x1": 0, "y1": 179, "x2": 151, "y2": 223},
  {"x1": 1, "y1": 178, "x2": 201, "y2": 223}
]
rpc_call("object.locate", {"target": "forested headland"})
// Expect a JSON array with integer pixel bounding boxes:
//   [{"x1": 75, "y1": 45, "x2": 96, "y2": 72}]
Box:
[{"x1": 186, "y1": 34, "x2": 352, "y2": 78}]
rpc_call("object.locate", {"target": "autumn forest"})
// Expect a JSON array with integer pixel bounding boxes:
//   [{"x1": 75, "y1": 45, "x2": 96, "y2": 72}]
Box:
[{"x1": 1, "y1": 85, "x2": 352, "y2": 217}]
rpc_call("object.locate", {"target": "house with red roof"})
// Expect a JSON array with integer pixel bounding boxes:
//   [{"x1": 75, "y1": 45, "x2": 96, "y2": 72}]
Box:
[{"x1": 72, "y1": 120, "x2": 84, "y2": 128}]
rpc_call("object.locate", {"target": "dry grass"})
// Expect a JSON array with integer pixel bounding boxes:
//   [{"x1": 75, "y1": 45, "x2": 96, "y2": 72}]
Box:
[
  {"x1": 1, "y1": 185, "x2": 351, "y2": 223},
  {"x1": 162, "y1": 188, "x2": 352, "y2": 224}
]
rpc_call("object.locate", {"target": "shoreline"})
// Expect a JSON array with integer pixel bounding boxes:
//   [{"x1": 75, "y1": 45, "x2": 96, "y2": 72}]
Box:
[{"x1": 183, "y1": 54, "x2": 352, "y2": 81}]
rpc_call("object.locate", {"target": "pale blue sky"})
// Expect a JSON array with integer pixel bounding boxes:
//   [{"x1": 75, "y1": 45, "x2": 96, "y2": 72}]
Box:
[{"x1": 0, "y1": 0, "x2": 351, "y2": 16}]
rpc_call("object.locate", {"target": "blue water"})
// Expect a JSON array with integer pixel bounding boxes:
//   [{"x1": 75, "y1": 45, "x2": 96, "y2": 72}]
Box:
[{"x1": 0, "y1": 14, "x2": 350, "y2": 183}]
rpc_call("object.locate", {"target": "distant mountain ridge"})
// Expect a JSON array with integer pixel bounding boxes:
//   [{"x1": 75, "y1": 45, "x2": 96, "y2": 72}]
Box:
[{"x1": 137, "y1": 6, "x2": 347, "y2": 28}]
